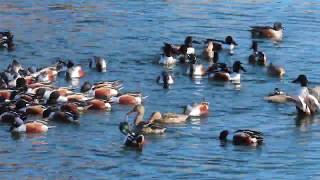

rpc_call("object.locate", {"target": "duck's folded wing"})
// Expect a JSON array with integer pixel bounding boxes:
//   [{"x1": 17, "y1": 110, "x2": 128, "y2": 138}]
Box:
[{"x1": 250, "y1": 26, "x2": 273, "y2": 30}]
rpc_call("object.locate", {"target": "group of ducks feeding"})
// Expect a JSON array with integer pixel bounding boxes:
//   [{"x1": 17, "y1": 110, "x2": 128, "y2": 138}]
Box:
[
  {"x1": 119, "y1": 22, "x2": 286, "y2": 149},
  {"x1": 1, "y1": 22, "x2": 318, "y2": 150},
  {"x1": 156, "y1": 22, "x2": 285, "y2": 90},
  {"x1": 121, "y1": 21, "x2": 319, "y2": 150}
]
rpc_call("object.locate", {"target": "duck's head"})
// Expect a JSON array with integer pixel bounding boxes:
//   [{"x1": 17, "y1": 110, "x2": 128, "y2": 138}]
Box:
[
  {"x1": 16, "y1": 77, "x2": 26, "y2": 89},
  {"x1": 219, "y1": 130, "x2": 229, "y2": 141},
  {"x1": 80, "y1": 81, "x2": 92, "y2": 93},
  {"x1": 46, "y1": 91, "x2": 60, "y2": 105},
  {"x1": 67, "y1": 60, "x2": 74, "y2": 69},
  {"x1": 250, "y1": 41, "x2": 258, "y2": 52},
  {"x1": 292, "y1": 74, "x2": 308, "y2": 87},
  {"x1": 9, "y1": 116, "x2": 24, "y2": 133},
  {"x1": 273, "y1": 22, "x2": 283, "y2": 30},
  {"x1": 119, "y1": 121, "x2": 131, "y2": 135},
  {"x1": 163, "y1": 43, "x2": 173, "y2": 57},
  {"x1": 232, "y1": 61, "x2": 246, "y2": 73},
  {"x1": 184, "y1": 36, "x2": 193, "y2": 47},
  {"x1": 42, "y1": 106, "x2": 57, "y2": 118},
  {"x1": 15, "y1": 99, "x2": 28, "y2": 111},
  {"x1": 225, "y1": 36, "x2": 237, "y2": 45}
]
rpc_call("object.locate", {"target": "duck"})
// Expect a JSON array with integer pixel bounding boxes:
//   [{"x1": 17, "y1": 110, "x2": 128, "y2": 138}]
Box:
[
  {"x1": 0, "y1": 32, "x2": 14, "y2": 50},
  {"x1": 87, "y1": 99, "x2": 111, "y2": 111},
  {"x1": 209, "y1": 61, "x2": 246, "y2": 83},
  {"x1": 10, "y1": 117, "x2": 48, "y2": 134},
  {"x1": 66, "y1": 60, "x2": 85, "y2": 79},
  {"x1": 25, "y1": 105, "x2": 47, "y2": 116},
  {"x1": 119, "y1": 121, "x2": 144, "y2": 149},
  {"x1": 250, "y1": 22, "x2": 283, "y2": 41},
  {"x1": 127, "y1": 105, "x2": 166, "y2": 134},
  {"x1": 186, "y1": 57, "x2": 207, "y2": 77},
  {"x1": 203, "y1": 40, "x2": 220, "y2": 61},
  {"x1": 80, "y1": 81, "x2": 119, "y2": 99},
  {"x1": 288, "y1": 75, "x2": 320, "y2": 115},
  {"x1": 264, "y1": 88, "x2": 290, "y2": 103},
  {"x1": 43, "y1": 107, "x2": 79, "y2": 123},
  {"x1": 248, "y1": 41, "x2": 267, "y2": 66},
  {"x1": 156, "y1": 71, "x2": 174, "y2": 89},
  {"x1": 148, "y1": 112, "x2": 189, "y2": 124},
  {"x1": 0, "y1": 111, "x2": 25, "y2": 124},
  {"x1": 267, "y1": 63, "x2": 285, "y2": 77},
  {"x1": 210, "y1": 36, "x2": 238, "y2": 55},
  {"x1": 110, "y1": 92, "x2": 144, "y2": 105},
  {"x1": 159, "y1": 43, "x2": 177, "y2": 65},
  {"x1": 89, "y1": 56, "x2": 107, "y2": 72},
  {"x1": 219, "y1": 129, "x2": 264, "y2": 146},
  {"x1": 183, "y1": 101, "x2": 209, "y2": 117}
]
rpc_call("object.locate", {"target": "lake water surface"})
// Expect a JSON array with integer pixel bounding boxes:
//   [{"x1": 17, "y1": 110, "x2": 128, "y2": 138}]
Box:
[{"x1": 0, "y1": 0, "x2": 320, "y2": 179}]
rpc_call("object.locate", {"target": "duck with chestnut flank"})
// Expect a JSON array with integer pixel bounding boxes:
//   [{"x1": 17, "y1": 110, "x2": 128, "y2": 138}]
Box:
[
  {"x1": 250, "y1": 22, "x2": 283, "y2": 41},
  {"x1": 219, "y1": 129, "x2": 264, "y2": 146}
]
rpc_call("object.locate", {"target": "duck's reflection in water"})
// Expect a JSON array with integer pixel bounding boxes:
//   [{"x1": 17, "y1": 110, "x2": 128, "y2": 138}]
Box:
[{"x1": 295, "y1": 113, "x2": 319, "y2": 132}]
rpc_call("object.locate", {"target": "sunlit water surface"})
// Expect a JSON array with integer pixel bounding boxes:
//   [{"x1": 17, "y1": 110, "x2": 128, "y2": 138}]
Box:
[{"x1": 0, "y1": 0, "x2": 320, "y2": 179}]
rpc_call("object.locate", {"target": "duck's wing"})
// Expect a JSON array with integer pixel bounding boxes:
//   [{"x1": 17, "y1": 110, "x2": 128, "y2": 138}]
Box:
[
  {"x1": 250, "y1": 26, "x2": 273, "y2": 30},
  {"x1": 235, "y1": 129, "x2": 263, "y2": 136}
]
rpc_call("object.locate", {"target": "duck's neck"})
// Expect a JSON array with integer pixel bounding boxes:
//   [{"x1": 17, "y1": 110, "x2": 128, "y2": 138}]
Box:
[{"x1": 134, "y1": 112, "x2": 144, "y2": 126}]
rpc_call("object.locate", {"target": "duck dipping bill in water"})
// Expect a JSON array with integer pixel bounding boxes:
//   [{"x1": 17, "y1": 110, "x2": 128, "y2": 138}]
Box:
[
  {"x1": 267, "y1": 63, "x2": 285, "y2": 77},
  {"x1": 219, "y1": 129, "x2": 264, "y2": 146},
  {"x1": 250, "y1": 22, "x2": 283, "y2": 41}
]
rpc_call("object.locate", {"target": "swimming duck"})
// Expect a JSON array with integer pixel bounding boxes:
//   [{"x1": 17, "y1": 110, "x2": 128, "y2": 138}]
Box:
[
  {"x1": 80, "y1": 81, "x2": 119, "y2": 99},
  {"x1": 87, "y1": 99, "x2": 111, "y2": 111},
  {"x1": 119, "y1": 121, "x2": 144, "y2": 149},
  {"x1": 248, "y1": 41, "x2": 267, "y2": 66},
  {"x1": 148, "y1": 111, "x2": 188, "y2": 124},
  {"x1": 110, "y1": 92, "x2": 144, "y2": 105},
  {"x1": 66, "y1": 61, "x2": 85, "y2": 79},
  {"x1": 250, "y1": 22, "x2": 283, "y2": 41},
  {"x1": 210, "y1": 36, "x2": 238, "y2": 55},
  {"x1": 183, "y1": 101, "x2": 209, "y2": 117},
  {"x1": 187, "y1": 57, "x2": 207, "y2": 77},
  {"x1": 267, "y1": 63, "x2": 285, "y2": 77},
  {"x1": 288, "y1": 75, "x2": 320, "y2": 115},
  {"x1": 219, "y1": 129, "x2": 264, "y2": 146},
  {"x1": 0, "y1": 111, "x2": 25, "y2": 124},
  {"x1": 127, "y1": 105, "x2": 166, "y2": 134},
  {"x1": 43, "y1": 107, "x2": 79, "y2": 123},
  {"x1": 159, "y1": 43, "x2": 177, "y2": 65},
  {"x1": 264, "y1": 88, "x2": 290, "y2": 103},
  {"x1": 156, "y1": 71, "x2": 174, "y2": 89},
  {"x1": 10, "y1": 117, "x2": 48, "y2": 134},
  {"x1": 209, "y1": 61, "x2": 246, "y2": 83},
  {"x1": 89, "y1": 56, "x2": 107, "y2": 72}
]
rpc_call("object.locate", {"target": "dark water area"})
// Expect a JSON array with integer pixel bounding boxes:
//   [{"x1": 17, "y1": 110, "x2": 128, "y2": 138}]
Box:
[{"x1": 1, "y1": 0, "x2": 320, "y2": 179}]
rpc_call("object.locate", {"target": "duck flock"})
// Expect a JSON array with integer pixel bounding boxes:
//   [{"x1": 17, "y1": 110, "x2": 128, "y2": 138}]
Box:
[{"x1": 0, "y1": 22, "x2": 319, "y2": 150}]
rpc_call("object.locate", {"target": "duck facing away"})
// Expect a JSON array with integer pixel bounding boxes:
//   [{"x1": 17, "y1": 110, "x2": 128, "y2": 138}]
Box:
[
  {"x1": 10, "y1": 117, "x2": 48, "y2": 134},
  {"x1": 219, "y1": 129, "x2": 264, "y2": 146},
  {"x1": 248, "y1": 41, "x2": 267, "y2": 66},
  {"x1": 250, "y1": 22, "x2": 283, "y2": 41},
  {"x1": 148, "y1": 111, "x2": 189, "y2": 124},
  {"x1": 267, "y1": 63, "x2": 285, "y2": 77},
  {"x1": 156, "y1": 71, "x2": 174, "y2": 89},
  {"x1": 89, "y1": 56, "x2": 107, "y2": 72}
]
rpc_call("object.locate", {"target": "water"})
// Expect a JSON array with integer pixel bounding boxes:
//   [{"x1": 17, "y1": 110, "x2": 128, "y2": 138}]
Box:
[{"x1": 0, "y1": 0, "x2": 320, "y2": 179}]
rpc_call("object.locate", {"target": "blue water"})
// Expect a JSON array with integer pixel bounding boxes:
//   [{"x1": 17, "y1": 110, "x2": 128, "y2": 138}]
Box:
[{"x1": 1, "y1": 0, "x2": 320, "y2": 179}]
